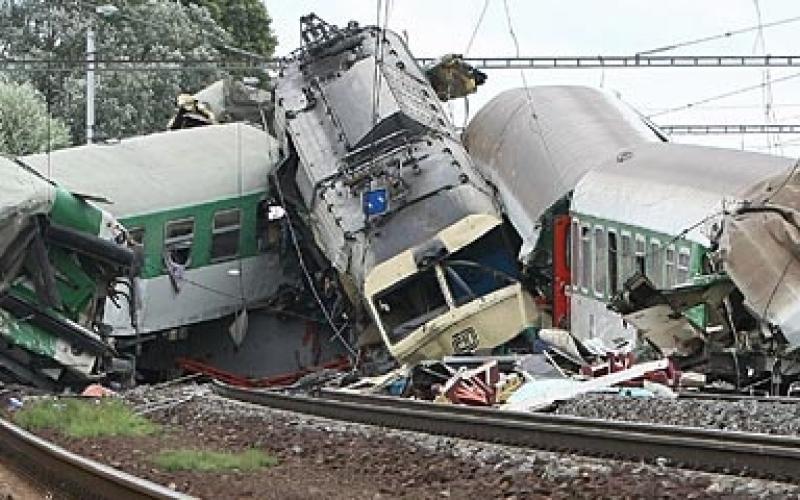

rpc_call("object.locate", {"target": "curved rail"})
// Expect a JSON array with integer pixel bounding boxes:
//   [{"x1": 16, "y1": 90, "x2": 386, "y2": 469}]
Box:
[
  {"x1": 213, "y1": 381, "x2": 800, "y2": 481},
  {"x1": 0, "y1": 417, "x2": 195, "y2": 500}
]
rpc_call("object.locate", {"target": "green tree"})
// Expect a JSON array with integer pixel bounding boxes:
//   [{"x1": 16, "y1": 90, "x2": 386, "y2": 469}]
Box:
[
  {"x1": 181, "y1": 0, "x2": 278, "y2": 57},
  {"x1": 0, "y1": 79, "x2": 70, "y2": 156},
  {"x1": 0, "y1": 0, "x2": 266, "y2": 143}
]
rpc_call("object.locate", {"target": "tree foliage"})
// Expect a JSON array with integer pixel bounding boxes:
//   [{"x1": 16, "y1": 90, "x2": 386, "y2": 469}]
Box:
[
  {"x1": 0, "y1": 0, "x2": 277, "y2": 144},
  {"x1": 0, "y1": 79, "x2": 70, "y2": 156},
  {"x1": 181, "y1": 0, "x2": 278, "y2": 57}
]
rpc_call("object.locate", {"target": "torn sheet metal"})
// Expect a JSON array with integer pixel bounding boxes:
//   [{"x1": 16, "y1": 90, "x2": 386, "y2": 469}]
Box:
[
  {"x1": 423, "y1": 54, "x2": 487, "y2": 101},
  {"x1": 610, "y1": 273, "x2": 735, "y2": 356},
  {"x1": 503, "y1": 358, "x2": 670, "y2": 412},
  {"x1": 718, "y1": 166, "x2": 800, "y2": 347},
  {"x1": 0, "y1": 157, "x2": 55, "y2": 293},
  {"x1": 463, "y1": 86, "x2": 661, "y2": 260}
]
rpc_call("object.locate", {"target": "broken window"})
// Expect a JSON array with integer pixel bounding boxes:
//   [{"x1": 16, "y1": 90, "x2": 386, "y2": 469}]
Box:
[
  {"x1": 257, "y1": 200, "x2": 286, "y2": 252},
  {"x1": 164, "y1": 217, "x2": 194, "y2": 268},
  {"x1": 443, "y1": 261, "x2": 514, "y2": 306},
  {"x1": 677, "y1": 248, "x2": 691, "y2": 284},
  {"x1": 648, "y1": 239, "x2": 663, "y2": 287},
  {"x1": 571, "y1": 219, "x2": 580, "y2": 290},
  {"x1": 620, "y1": 231, "x2": 633, "y2": 285},
  {"x1": 211, "y1": 208, "x2": 241, "y2": 262},
  {"x1": 608, "y1": 230, "x2": 618, "y2": 296},
  {"x1": 593, "y1": 226, "x2": 606, "y2": 297},
  {"x1": 634, "y1": 234, "x2": 646, "y2": 276},
  {"x1": 581, "y1": 224, "x2": 591, "y2": 293},
  {"x1": 128, "y1": 226, "x2": 144, "y2": 248},
  {"x1": 665, "y1": 245, "x2": 676, "y2": 287},
  {"x1": 374, "y1": 267, "x2": 448, "y2": 344}
]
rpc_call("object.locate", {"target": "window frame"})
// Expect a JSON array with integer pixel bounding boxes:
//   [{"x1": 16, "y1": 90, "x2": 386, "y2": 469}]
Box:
[
  {"x1": 634, "y1": 233, "x2": 646, "y2": 276},
  {"x1": 571, "y1": 218, "x2": 581, "y2": 292},
  {"x1": 648, "y1": 238, "x2": 663, "y2": 287},
  {"x1": 620, "y1": 230, "x2": 633, "y2": 287},
  {"x1": 665, "y1": 244, "x2": 676, "y2": 288},
  {"x1": 210, "y1": 208, "x2": 242, "y2": 263},
  {"x1": 607, "y1": 228, "x2": 619, "y2": 297},
  {"x1": 580, "y1": 223, "x2": 591, "y2": 294},
  {"x1": 163, "y1": 217, "x2": 195, "y2": 269},
  {"x1": 677, "y1": 247, "x2": 692, "y2": 284},
  {"x1": 593, "y1": 224, "x2": 606, "y2": 298}
]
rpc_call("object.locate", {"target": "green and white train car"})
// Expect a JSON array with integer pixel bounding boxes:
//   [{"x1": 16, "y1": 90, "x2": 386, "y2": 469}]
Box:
[
  {"x1": 569, "y1": 142, "x2": 793, "y2": 351},
  {"x1": 23, "y1": 124, "x2": 349, "y2": 379},
  {"x1": 465, "y1": 85, "x2": 797, "y2": 365},
  {"x1": 23, "y1": 124, "x2": 284, "y2": 338},
  {"x1": 0, "y1": 156, "x2": 135, "y2": 388}
]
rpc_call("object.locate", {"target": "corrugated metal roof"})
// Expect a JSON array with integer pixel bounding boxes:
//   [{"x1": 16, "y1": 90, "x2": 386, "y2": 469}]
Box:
[
  {"x1": 463, "y1": 86, "x2": 661, "y2": 257},
  {"x1": 21, "y1": 124, "x2": 278, "y2": 218},
  {"x1": 572, "y1": 142, "x2": 795, "y2": 245}
]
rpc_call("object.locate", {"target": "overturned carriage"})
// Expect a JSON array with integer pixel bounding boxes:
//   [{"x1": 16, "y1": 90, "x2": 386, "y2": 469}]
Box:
[{"x1": 273, "y1": 16, "x2": 538, "y2": 362}]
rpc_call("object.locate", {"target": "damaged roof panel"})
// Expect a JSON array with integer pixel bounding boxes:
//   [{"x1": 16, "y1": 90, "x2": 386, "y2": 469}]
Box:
[
  {"x1": 573, "y1": 143, "x2": 794, "y2": 246},
  {"x1": 719, "y1": 166, "x2": 800, "y2": 346},
  {"x1": 21, "y1": 124, "x2": 278, "y2": 218},
  {"x1": 463, "y1": 86, "x2": 660, "y2": 258}
]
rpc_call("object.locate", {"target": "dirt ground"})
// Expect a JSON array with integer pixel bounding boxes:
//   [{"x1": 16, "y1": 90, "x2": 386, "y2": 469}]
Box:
[
  {"x1": 2, "y1": 383, "x2": 798, "y2": 500},
  {"x1": 21, "y1": 399, "x2": 783, "y2": 500},
  {"x1": 0, "y1": 458, "x2": 49, "y2": 500}
]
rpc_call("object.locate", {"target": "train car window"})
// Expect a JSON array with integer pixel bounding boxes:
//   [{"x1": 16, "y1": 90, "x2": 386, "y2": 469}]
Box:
[
  {"x1": 677, "y1": 247, "x2": 691, "y2": 284},
  {"x1": 164, "y1": 217, "x2": 194, "y2": 268},
  {"x1": 128, "y1": 226, "x2": 144, "y2": 248},
  {"x1": 593, "y1": 226, "x2": 606, "y2": 298},
  {"x1": 665, "y1": 245, "x2": 676, "y2": 287},
  {"x1": 580, "y1": 224, "x2": 591, "y2": 293},
  {"x1": 648, "y1": 239, "x2": 663, "y2": 286},
  {"x1": 571, "y1": 219, "x2": 580, "y2": 291},
  {"x1": 374, "y1": 267, "x2": 448, "y2": 344},
  {"x1": 211, "y1": 208, "x2": 241, "y2": 262},
  {"x1": 634, "y1": 234, "x2": 646, "y2": 275},
  {"x1": 607, "y1": 229, "x2": 618, "y2": 296},
  {"x1": 620, "y1": 231, "x2": 632, "y2": 285}
]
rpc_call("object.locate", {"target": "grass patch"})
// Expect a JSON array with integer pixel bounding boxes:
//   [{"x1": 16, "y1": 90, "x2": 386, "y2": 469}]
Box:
[
  {"x1": 153, "y1": 449, "x2": 278, "y2": 472},
  {"x1": 14, "y1": 398, "x2": 157, "y2": 438}
]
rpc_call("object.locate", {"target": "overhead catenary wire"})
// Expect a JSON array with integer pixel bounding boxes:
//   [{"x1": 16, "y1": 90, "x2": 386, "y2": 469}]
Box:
[
  {"x1": 638, "y1": 13, "x2": 800, "y2": 55},
  {"x1": 647, "y1": 71, "x2": 800, "y2": 118},
  {"x1": 464, "y1": 0, "x2": 491, "y2": 56}
]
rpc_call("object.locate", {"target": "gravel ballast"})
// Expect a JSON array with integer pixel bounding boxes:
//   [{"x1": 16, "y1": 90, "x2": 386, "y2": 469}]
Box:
[{"x1": 553, "y1": 393, "x2": 800, "y2": 435}]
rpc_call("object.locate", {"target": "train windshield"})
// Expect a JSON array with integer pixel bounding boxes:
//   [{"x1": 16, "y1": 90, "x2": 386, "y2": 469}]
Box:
[{"x1": 374, "y1": 227, "x2": 520, "y2": 345}]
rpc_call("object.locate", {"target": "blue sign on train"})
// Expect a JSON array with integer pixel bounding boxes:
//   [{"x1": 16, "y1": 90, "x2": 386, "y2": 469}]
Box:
[{"x1": 363, "y1": 188, "x2": 389, "y2": 216}]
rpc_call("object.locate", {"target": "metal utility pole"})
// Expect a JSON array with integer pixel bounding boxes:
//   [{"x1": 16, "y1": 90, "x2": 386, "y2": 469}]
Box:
[{"x1": 86, "y1": 26, "x2": 95, "y2": 144}]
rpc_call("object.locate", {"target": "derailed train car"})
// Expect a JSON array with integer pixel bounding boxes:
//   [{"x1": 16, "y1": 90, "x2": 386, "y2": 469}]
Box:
[
  {"x1": 464, "y1": 85, "x2": 800, "y2": 392},
  {"x1": 22, "y1": 124, "x2": 347, "y2": 380},
  {"x1": 0, "y1": 157, "x2": 135, "y2": 389},
  {"x1": 272, "y1": 15, "x2": 539, "y2": 363}
]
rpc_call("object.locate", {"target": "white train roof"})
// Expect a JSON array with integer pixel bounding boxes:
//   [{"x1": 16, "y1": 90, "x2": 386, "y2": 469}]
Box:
[
  {"x1": 572, "y1": 142, "x2": 794, "y2": 246},
  {"x1": 21, "y1": 123, "x2": 279, "y2": 218},
  {"x1": 463, "y1": 86, "x2": 661, "y2": 257}
]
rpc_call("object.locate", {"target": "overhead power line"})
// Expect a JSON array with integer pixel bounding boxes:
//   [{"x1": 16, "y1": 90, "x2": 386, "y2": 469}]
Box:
[
  {"x1": 8, "y1": 55, "x2": 800, "y2": 73},
  {"x1": 647, "y1": 71, "x2": 800, "y2": 118},
  {"x1": 638, "y1": 13, "x2": 800, "y2": 55},
  {"x1": 658, "y1": 124, "x2": 800, "y2": 135}
]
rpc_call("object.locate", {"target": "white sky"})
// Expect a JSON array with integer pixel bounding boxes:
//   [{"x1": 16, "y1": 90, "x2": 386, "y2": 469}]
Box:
[{"x1": 265, "y1": 0, "x2": 800, "y2": 155}]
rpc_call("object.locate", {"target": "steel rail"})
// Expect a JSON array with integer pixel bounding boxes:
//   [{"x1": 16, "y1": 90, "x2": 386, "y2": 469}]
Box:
[
  {"x1": 0, "y1": 417, "x2": 195, "y2": 500},
  {"x1": 213, "y1": 381, "x2": 800, "y2": 481},
  {"x1": 678, "y1": 392, "x2": 800, "y2": 404}
]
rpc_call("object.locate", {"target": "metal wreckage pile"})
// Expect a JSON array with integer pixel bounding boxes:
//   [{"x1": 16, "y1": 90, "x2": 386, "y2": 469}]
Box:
[{"x1": 3, "y1": 14, "x2": 800, "y2": 408}]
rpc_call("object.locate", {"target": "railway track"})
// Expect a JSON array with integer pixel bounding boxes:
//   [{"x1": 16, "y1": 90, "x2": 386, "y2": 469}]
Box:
[
  {"x1": 0, "y1": 416, "x2": 193, "y2": 500},
  {"x1": 213, "y1": 381, "x2": 800, "y2": 482}
]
